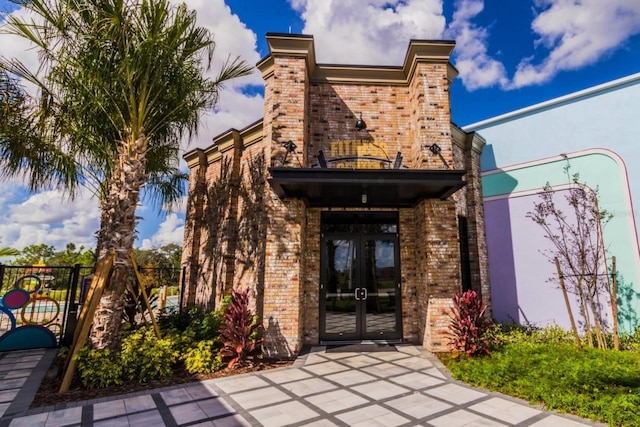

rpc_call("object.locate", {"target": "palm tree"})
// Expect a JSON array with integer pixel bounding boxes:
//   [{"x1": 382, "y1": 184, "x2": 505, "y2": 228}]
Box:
[
  {"x1": 0, "y1": 69, "x2": 77, "y2": 191},
  {"x1": 1, "y1": 0, "x2": 253, "y2": 349},
  {"x1": 0, "y1": 247, "x2": 19, "y2": 258}
]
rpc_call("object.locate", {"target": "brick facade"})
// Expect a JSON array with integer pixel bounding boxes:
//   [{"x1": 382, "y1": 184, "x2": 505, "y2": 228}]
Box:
[{"x1": 181, "y1": 34, "x2": 489, "y2": 357}]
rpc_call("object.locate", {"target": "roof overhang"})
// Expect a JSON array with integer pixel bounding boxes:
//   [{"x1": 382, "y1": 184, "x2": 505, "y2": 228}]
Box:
[{"x1": 268, "y1": 168, "x2": 467, "y2": 207}]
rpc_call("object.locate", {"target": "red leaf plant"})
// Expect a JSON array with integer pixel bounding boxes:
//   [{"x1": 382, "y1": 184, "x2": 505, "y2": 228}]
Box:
[
  {"x1": 448, "y1": 290, "x2": 494, "y2": 358},
  {"x1": 219, "y1": 288, "x2": 263, "y2": 369}
]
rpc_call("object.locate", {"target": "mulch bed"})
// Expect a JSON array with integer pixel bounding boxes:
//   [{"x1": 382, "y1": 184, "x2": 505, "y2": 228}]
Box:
[{"x1": 31, "y1": 354, "x2": 294, "y2": 408}]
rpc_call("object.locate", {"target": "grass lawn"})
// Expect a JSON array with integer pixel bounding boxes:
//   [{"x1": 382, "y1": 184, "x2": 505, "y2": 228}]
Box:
[{"x1": 439, "y1": 342, "x2": 640, "y2": 426}]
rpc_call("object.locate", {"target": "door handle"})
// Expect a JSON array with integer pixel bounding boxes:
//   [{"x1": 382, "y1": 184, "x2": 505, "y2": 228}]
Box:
[{"x1": 362, "y1": 288, "x2": 367, "y2": 300}]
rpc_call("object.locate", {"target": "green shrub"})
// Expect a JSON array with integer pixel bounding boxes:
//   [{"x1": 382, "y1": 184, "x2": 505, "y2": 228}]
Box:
[
  {"x1": 120, "y1": 327, "x2": 179, "y2": 382},
  {"x1": 158, "y1": 307, "x2": 204, "y2": 333},
  {"x1": 165, "y1": 328, "x2": 197, "y2": 354},
  {"x1": 75, "y1": 347, "x2": 123, "y2": 388},
  {"x1": 492, "y1": 323, "x2": 575, "y2": 346},
  {"x1": 618, "y1": 327, "x2": 640, "y2": 352},
  {"x1": 158, "y1": 306, "x2": 225, "y2": 341},
  {"x1": 184, "y1": 340, "x2": 223, "y2": 374},
  {"x1": 190, "y1": 310, "x2": 224, "y2": 340}
]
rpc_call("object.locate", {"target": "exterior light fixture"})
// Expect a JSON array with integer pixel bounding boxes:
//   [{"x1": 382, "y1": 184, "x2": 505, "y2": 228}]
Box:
[
  {"x1": 284, "y1": 140, "x2": 297, "y2": 152},
  {"x1": 426, "y1": 143, "x2": 441, "y2": 155},
  {"x1": 282, "y1": 140, "x2": 298, "y2": 166},
  {"x1": 361, "y1": 193, "x2": 368, "y2": 204},
  {"x1": 355, "y1": 112, "x2": 367, "y2": 131}
]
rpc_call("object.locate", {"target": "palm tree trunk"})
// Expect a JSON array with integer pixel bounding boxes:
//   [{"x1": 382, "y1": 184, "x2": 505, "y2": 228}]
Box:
[{"x1": 90, "y1": 135, "x2": 148, "y2": 350}]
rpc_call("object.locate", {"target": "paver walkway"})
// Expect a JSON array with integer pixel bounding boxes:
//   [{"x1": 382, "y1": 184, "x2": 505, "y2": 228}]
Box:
[{"x1": 0, "y1": 344, "x2": 605, "y2": 427}]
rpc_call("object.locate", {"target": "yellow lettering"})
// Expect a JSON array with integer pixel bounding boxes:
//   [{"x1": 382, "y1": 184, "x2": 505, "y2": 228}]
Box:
[{"x1": 326, "y1": 140, "x2": 391, "y2": 169}]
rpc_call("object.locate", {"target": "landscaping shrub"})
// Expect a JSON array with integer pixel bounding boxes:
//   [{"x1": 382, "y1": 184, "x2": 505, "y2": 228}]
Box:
[
  {"x1": 158, "y1": 307, "x2": 204, "y2": 333},
  {"x1": 188, "y1": 309, "x2": 225, "y2": 341},
  {"x1": 158, "y1": 301, "x2": 227, "y2": 341},
  {"x1": 120, "y1": 327, "x2": 179, "y2": 382},
  {"x1": 184, "y1": 340, "x2": 223, "y2": 374},
  {"x1": 618, "y1": 326, "x2": 640, "y2": 352},
  {"x1": 441, "y1": 342, "x2": 640, "y2": 426},
  {"x1": 448, "y1": 290, "x2": 494, "y2": 357},
  {"x1": 492, "y1": 323, "x2": 575, "y2": 346},
  {"x1": 75, "y1": 347, "x2": 123, "y2": 388},
  {"x1": 219, "y1": 288, "x2": 262, "y2": 369}
]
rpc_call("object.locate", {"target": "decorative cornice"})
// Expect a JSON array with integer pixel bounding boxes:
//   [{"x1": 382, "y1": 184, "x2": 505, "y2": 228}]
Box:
[
  {"x1": 184, "y1": 148, "x2": 207, "y2": 169},
  {"x1": 258, "y1": 34, "x2": 457, "y2": 85},
  {"x1": 452, "y1": 124, "x2": 485, "y2": 154},
  {"x1": 182, "y1": 120, "x2": 265, "y2": 168}
]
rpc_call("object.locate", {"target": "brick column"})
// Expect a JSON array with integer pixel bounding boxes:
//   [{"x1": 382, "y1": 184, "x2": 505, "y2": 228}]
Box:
[
  {"x1": 262, "y1": 198, "x2": 306, "y2": 357},
  {"x1": 263, "y1": 56, "x2": 310, "y2": 167},
  {"x1": 463, "y1": 132, "x2": 492, "y2": 310},
  {"x1": 409, "y1": 62, "x2": 454, "y2": 170},
  {"x1": 181, "y1": 150, "x2": 207, "y2": 308},
  {"x1": 415, "y1": 199, "x2": 461, "y2": 352},
  {"x1": 260, "y1": 36, "x2": 312, "y2": 357}
]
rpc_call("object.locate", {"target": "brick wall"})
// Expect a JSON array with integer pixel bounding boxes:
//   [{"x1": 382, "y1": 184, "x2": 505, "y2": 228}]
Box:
[
  {"x1": 181, "y1": 35, "x2": 490, "y2": 358},
  {"x1": 307, "y1": 83, "x2": 411, "y2": 166}
]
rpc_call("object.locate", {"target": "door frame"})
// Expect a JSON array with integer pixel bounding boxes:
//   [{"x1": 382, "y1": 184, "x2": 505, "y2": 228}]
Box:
[{"x1": 319, "y1": 212, "x2": 402, "y2": 343}]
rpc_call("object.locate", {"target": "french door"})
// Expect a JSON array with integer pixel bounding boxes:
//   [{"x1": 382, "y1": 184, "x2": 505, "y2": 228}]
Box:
[{"x1": 320, "y1": 214, "x2": 401, "y2": 342}]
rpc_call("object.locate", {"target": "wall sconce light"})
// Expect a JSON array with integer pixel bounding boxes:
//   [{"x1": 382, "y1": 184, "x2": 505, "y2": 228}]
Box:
[
  {"x1": 282, "y1": 140, "x2": 297, "y2": 165},
  {"x1": 284, "y1": 140, "x2": 297, "y2": 152},
  {"x1": 361, "y1": 193, "x2": 368, "y2": 204},
  {"x1": 355, "y1": 112, "x2": 367, "y2": 131},
  {"x1": 426, "y1": 143, "x2": 441, "y2": 155}
]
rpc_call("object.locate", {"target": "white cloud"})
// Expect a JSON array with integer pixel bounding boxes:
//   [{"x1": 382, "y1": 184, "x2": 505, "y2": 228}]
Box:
[
  {"x1": 445, "y1": 0, "x2": 508, "y2": 90},
  {"x1": 510, "y1": 0, "x2": 640, "y2": 89},
  {"x1": 180, "y1": 0, "x2": 263, "y2": 87},
  {"x1": 289, "y1": 0, "x2": 446, "y2": 65},
  {"x1": 140, "y1": 213, "x2": 185, "y2": 249},
  {"x1": 289, "y1": 0, "x2": 510, "y2": 90},
  {"x1": 0, "y1": 187, "x2": 100, "y2": 250}
]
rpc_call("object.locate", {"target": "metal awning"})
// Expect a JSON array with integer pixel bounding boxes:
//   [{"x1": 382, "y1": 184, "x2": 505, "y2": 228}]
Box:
[{"x1": 268, "y1": 167, "x2": 467, "y2": 207}]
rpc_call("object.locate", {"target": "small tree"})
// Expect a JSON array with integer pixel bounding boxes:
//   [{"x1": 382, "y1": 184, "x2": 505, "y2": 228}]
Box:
[{"x1": 528, "y1": 172, "x2": 613, "y2": 349}]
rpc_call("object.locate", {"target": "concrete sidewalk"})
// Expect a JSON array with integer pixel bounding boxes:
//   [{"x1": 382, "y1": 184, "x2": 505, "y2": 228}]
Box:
[{"x1": 0, "y1": 344, "x2": 605, "y2": 427}]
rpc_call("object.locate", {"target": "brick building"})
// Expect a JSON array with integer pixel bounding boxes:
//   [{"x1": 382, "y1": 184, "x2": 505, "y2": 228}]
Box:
[{"x1": 181, "y1": 34, "x2": 490, "y2": 358}]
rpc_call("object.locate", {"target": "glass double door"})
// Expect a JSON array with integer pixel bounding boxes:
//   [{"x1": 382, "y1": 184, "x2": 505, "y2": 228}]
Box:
[{"x1": 320, "y1": 233, "x2": 401, "y2": 341}]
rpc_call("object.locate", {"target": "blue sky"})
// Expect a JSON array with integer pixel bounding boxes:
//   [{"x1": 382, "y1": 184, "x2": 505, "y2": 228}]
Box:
[{"x1": 1, "y1": 0, "x2": 639, "y2": 252}]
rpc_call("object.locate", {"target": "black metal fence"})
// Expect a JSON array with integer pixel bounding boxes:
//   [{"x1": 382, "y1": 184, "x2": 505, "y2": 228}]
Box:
[{"x1": 0, "y1": 264, "x2": 181, "y2": 351}]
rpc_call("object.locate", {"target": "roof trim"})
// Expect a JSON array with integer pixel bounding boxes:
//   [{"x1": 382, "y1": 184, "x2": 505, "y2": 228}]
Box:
[{"x1": 463, "y1": 72, "x2": 640, "y2": 131}]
